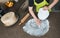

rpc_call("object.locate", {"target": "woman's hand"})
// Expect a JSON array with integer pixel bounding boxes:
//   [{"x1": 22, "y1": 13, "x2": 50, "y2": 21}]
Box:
[
  {"x1": 34, "y1": 18, "x2": 41, "y2": 26},
  {"x1": 43, "y1": 6, "x2": 49, "y2": 10},
  {"x1": 29, "y1": 7, "x2": 41, "y2": 26},
  {"x1": 43, "y1": 0, "x2": 59, "y2": 10}
]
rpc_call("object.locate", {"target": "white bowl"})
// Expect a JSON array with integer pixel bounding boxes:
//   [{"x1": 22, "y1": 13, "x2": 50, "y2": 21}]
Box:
[{"x1": 38, "y1": 8, "x2": 49, "y2": 20}]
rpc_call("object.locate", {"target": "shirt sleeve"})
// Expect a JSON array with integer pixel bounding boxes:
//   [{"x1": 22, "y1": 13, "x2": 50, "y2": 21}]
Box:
[
  {"x1": 29, "y1": 0, "x2": 34, "y2": 7},
  {"x1": 46, "y1": 0, "x2": 49, "y2": 3}
]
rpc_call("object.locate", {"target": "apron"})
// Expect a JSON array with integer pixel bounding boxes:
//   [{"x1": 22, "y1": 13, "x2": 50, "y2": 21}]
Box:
[{"x1": 34, "y1": 0, "x2": 49, "y2": 12}]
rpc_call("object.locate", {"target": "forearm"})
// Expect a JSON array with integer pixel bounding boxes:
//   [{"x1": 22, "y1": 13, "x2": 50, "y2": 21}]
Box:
[
  {"x1": 48, "y1": 0, "x2": 59, "y2": 9},
  {"x1": 29, "y1": 7, "x2": 38, "y2": 20}
]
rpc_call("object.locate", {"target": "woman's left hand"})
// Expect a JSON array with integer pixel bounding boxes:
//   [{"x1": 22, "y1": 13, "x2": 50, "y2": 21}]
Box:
[{"x1": 43, "y1": 6, "x2": 49, "y2": 10}]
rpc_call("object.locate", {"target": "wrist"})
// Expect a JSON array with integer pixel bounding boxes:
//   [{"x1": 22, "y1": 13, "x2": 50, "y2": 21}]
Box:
[{"x1": 48, "y1": 6, "x2": 52, "y2": 10}]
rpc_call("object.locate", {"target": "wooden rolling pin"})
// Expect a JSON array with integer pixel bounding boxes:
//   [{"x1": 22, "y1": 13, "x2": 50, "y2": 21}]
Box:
[{"x1": 19, "y1": 13, "x2": 30, "y2": 25}]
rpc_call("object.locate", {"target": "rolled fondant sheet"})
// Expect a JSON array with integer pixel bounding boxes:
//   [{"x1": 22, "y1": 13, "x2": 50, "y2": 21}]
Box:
[{"x1": 23, "y1": 19, "x2": 50, "y2": 36}]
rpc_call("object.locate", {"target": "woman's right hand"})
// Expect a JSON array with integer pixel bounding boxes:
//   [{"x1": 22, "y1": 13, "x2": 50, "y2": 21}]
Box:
[
  {"x1": 34, "y1": 18, "x2": 41, "y2": 26},
  {"x1": 29, "y1": 7, "x2": 41, "y2": 26}
]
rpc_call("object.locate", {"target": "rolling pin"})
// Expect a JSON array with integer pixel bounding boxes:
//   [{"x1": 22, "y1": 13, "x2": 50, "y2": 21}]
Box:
[{"x1": 19, "y1": 13, "x2": 30, "y2": 25}]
